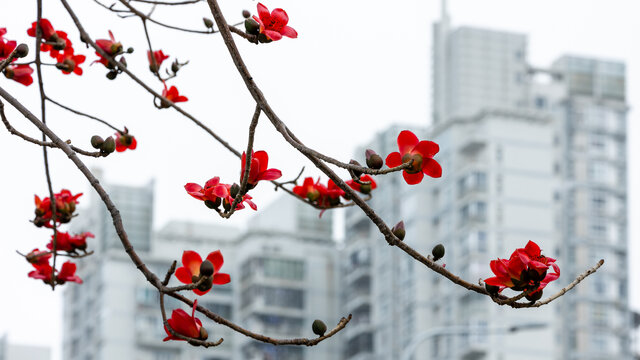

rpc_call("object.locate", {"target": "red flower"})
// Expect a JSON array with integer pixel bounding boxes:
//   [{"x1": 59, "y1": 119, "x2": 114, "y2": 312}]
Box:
[
  {"x1": 175, "y1": 250, "x2": 231, "y2": 296},
  {"x1": 241, "y1": 150, "x2": 282, "y2": 189},
  {"x1": 293, "y1": 177, "x2": 321, "y2": 202},
  {"x1": 147, "y1": 49, "x2": 169, "y2": 71},
  {"x1": 27, "y1": 19, "x2": 72, "y2": 58},
  {"x1": 57, "y1": 261, "x2": 82, "y2": 284},
  {"x1": 28, "y1": 262, "x2": 54, "y2": 284},
  {"x1": 33, "y1": 189, "x2": 82, "y2": 227},
  {"x1": 26, "y1": 248, "x2": 52, "y2": 266},
  {"x1": 346, "y1": 175, "x2": 377, "y2": 194},
  {"x1": 114, "y1": 131, "x2": 137, "y2": 152},
  {"x1": 163, "y1": 299, "x2": 207, "y2": 342},
  {"x1": 0, "y1": 31, "x2": 17, "y2": 62},
  {"x1": 185, "y1": 177, "x2": 226, "y2": 203},
  {"x1": 160, "y1": 83, "x2": 188, "y2": 108},
  {"x1": 93, "y1": 30, "x2": 123, "y2": 67},
  {"x1": 385, "y1": 130, "x2": 442, "y2": 185},
  {"x1": 253, "y1": 3, "x2": 298, "y2": 41},
  {"x1": 4, "y1": 64, "x2": 34, "y2": 86},
  {"x1": 46, "y1": 231, "x2": 94, "y2": 252},
  {"x1": 485, "y1": 240, "x2": 560, "y2": 294},
  {"x1": 292, "y1": 177, "x2": 344, "y2": 208},
  {"x1": 56, "y1": 51, "x2": 86, "y2": 76}
]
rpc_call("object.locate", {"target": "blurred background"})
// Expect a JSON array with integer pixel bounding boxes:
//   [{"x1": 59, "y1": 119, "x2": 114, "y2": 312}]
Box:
[{"x1": 0, "y1": 0, "x2": 638, "y2": 359}]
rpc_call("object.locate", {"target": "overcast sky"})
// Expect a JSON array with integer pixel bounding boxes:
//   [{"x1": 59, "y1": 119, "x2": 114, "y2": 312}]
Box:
[{"x1": 0, "y1": 0, "x2": 638, "y2": 358}]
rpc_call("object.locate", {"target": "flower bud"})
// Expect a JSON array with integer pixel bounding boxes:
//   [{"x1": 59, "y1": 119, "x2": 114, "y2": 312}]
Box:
[
  {"x1": 203, "y1": 17, "x2": 214, "y2": 28},
  {"x1": 242, "y1": 10, "x2": 251, "y2": 18},
  {"x1": 200, "y1": 260, "x2": 214, "y2": 277},
  {"x1": 365, "y1": 149, "x2": 383, "y2": 169},
  {"x1": 119, "y1": 56, "x2": 127, "y2": 67},
  {"x1": 244, "y1": 18, "x2": 260, "y2": 35},
  {"x1": 171, "y1": 60, "x2": 181, "y2": 73},
  {"x1": 126, "y1": 47, "x2": 134, "y2": 54},
  {"x1": 199, "y1": 326, "x2": 209, "y2": 340},
  {"x1": 525, "y1": 289, "x2": 543, "y2": 302},
  {"x1": 106, "y1": 70, "x2": 117, "y2": 80},
  {"x1": 359, "y1": 183, "x2": 372, "y2": 194},
  {"x1": 223, "y1": 200, "x2": 232, "y2": 212},
  {"x1": 52, "y1": 40, "x2": 66, "y2": 51},
  {"x1": 90, "y1": 135, "x2": 104, "y2": 149},
  {"x1": 432, "y1": 244, "x2": 445, "y2": 261},
  {"x1": 349, "y1": 160, "x2": 363, "y2": 179},
  {"x1": 100, "y1": 137, "x2": 116, "y2": 154},
  {"x1": 391, "y1": 221, "x2": 405, "y2": 240},
  {"x1": 230, "y1": 183, "x2": 240, "y2": 199},
  {"x1": 15, "y1": 44, "x2": 29, "y2": 58},
  {"x1": 312, "y1": 319, "x2": 327, "y2": 336}
]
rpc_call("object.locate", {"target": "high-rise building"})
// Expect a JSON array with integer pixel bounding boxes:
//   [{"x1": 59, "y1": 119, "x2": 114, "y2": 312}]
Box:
[
  {"x1": 0, "y1": 335, "x2": 50, "y2": 360},
  {"x1": 343, "y1": 2, "x2": 631, "y2": 360},
  {"x1": 62, "y1": 179, "x2": 340, "y2": 360}
]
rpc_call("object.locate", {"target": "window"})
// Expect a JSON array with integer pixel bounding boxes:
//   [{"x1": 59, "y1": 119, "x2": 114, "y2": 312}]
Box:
[{"x1": 535, "y1": 96, "x2": 547, "y2": 109}]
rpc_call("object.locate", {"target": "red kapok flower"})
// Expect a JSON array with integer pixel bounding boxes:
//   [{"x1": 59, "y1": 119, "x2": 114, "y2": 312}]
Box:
[
  {"x1": 160, "y1": 83, "x2": 188, "y2": 108},
  {"x1": 57, "y1": 261, "x2": 83, "y2": 284},
  {"x1": 241, "y1": 150, "x2": 282, "y2": 189},
  {"x1": 27, "y1": 19, "x2": 73, "y2": 58},
  {"x1": 26, "y1": 248, "x2": 51, "y2": 266},
  {"x1": 4, "y1": 64, "x2": 34, "y2": 86},
  {"x1": 47, "y1": 231, "x2": 94, "y2": 252},
  {"x1": 0, "y1": 32, "x2": 17, "y2": 62},
  {"x1": 93, "y1": 30, "x2": 123, "y2": 67},
  {"x1": 385, "y1": 130, "x2": 442, "y2": 185},
  {"x1": 484, "y1": 240, "x2": 560, "y2": 294},
  {"x1": 28, "y1": 262, "x2": 54, "y2": 284},
  {"x1": 253, "y1": 3, "x2": 298, "y2": 41},
  {"x1": 114, "y1": 131, "x2": 137, "y2": 152},
  {"x1": 175, "y1": 250, "x2": 231, "y2": 296},
  {"x1": 56, "y1": 51, "x2": 86, "y2": 75},
  {"x1": 147, "y1": 49, "x2": 169, "y2": 71},
  {"x1": 185, "y1": 177, "x2": 227, "y2": 205},
  {"x1": 33, "y1": 189, "x2": 82, "y2": 227},
  {"x1": 163, "y1": 299, "x2": 208, "y2": 341},
  {"x1": 346, "y1": 175, "x2": 377, "y2": 195}
]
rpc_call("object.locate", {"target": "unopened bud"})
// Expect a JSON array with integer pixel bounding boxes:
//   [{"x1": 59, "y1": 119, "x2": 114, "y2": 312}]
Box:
[
  {"x1": 312, "y1": 319, "x2": 327, "y2": 336},
  {"x1": 432, "y1": 244, "x2": 445, "y2": 261},
  {"x1": 244, "y1": 18, "x2": 260, "y2": 35},
  {"x1": 230, "y1": 183, "x2": 240, "y2": 199},
  {"x1": 119, "y1": 56, "x2": 127, "y2": 67},
  {"x1": 242, "y1": 10, "x2": 251, "y2": 18},
  {"x1": 200, "y1": 260, "x2": 214, "y2": 277},
  {"x1": 101, "y1": 137, "x2": 116, "y2": 154},
  {"x1": 106, "y1": 70, "x2": 117, "y2": 80},
  {"x1": 392, "y1": 221, "x2": 405, "y2": 240},
  {"x1": 203, "y1": 17, "x2": 214, "y2": 28},
  {"x1": 365, "y1": 149, "x2": 383, "y2": 169},
  {"x1": 199, "y1": 326, "x2": 209, "y2": 340},
  {"x1": 15, "y1": 44, "x2": 29, "y2": 58},
  {"x1": 349, "y1": 160, "x2": 363, "y2": 179},
  {"x1": 126, "y1": 47, "x2": 134, "y2": 54},
  {"x1": 171, "y1": 60, "x2": 180, "y2": 73},
  {"x1": 52, "y1": 40, "x2": 66, "y2": 51},
  {"x1": 90, "y1": 135, "x2": 104, "y2": 149}
]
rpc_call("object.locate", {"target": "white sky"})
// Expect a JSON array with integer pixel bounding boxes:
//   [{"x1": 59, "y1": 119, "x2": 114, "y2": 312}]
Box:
[{"x1": 0, "y1": 0, "x2": 638, "y2": 358}]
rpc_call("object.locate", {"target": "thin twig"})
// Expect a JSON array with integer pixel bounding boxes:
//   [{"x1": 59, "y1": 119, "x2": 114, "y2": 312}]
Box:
[{"x1": 46, "y1": 97, "x2": 122, "y2": 132}]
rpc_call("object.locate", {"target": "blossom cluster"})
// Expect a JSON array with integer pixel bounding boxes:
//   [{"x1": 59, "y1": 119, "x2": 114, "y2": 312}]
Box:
[
  {"x1": 27, "y1": 189, "x2": 88, "y2": 286},
  {"x1": 484, "y1": 240, "x2": 560, "y2": 301}
]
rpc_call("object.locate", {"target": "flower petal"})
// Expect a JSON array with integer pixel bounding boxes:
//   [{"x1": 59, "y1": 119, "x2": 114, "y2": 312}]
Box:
[
  {"x1": 281, "y1": 26, "x2": 298, "y2": 38},
  {"x1": 385, "y1": 152, "x2": 402, "y2": 168},
  {"x1": 205, "y1": 250, "x2": 224, "y2": 273},
  {"x1": 175, "y1": 267, "x2": 192, "y2": 285},
  {"x1": 182, "y1": 251, "x2": 202, "y2": 277},
  {"x1": 257, "y1": 3, "x2": 271, "y2": 23},
  {"x1": 253, "y1": 151, "x2": 269, "y2": 173},
  {"x1": 422, "y1": 158, "x2": 442, "y2": 178},
  {"x1": 213, "y1": 272, "x2": 231, "y2": 285},
  {"x1": 402, "y1": 170, "x2": 424, "y2": 185},
  {"x1": 264, "y1": 30, "x2": 282, "y2": 41},
  {"x1": 413, "y1": 140, "x2": 439, "y2": 158},
  {"x1": 397, "y1": 130, "x2": 419, "y2": 155},
  {"x1": 270, "y1": 8, "x2": 289, "y2": 28},
  {"x1": 524, "y1": 240, "x2": 541, "y2": 256},
  {"x1": 260, "y1": 168, "x2": 282, "y2": 181}
]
